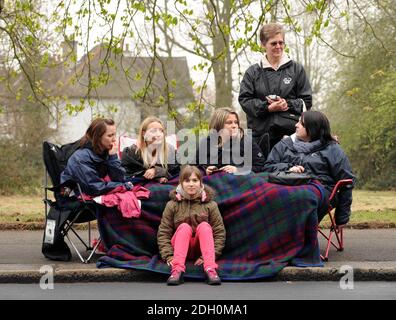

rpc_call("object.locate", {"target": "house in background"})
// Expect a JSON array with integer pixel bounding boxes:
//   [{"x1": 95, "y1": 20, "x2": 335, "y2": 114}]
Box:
[{"x1": 55, "y1": 42, "x2": 194, "y2": 143}]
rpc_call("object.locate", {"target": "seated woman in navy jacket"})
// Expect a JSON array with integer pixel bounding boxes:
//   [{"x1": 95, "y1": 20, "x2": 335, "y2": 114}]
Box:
[
  {"x1": 264, "y1": 110, "x2": 356, "y2": 225},
  {"x1": 196, "y1": 107, "x2": 265, "y2": 175},
  {"x1": 61, "y1": 118, "x2": 132, "y2": 196}
]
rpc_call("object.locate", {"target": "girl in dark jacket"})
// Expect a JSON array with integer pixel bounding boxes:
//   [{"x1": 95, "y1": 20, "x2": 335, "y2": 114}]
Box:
[
  {"x1": 61, "y1": 118, "x2": 132, "y2": 196},
  {"x1": 264, "y1": 111, "x2": 356, "y2": 225},
  {"x1": 196, "y1": 107, "x2": 265, "y2": 175},
  {"x1": 121, "y1": 116, "x2": 179, "y2": 183},
  {"x1": 239, "y1": 23, "x2": 312, "y2": 154}
]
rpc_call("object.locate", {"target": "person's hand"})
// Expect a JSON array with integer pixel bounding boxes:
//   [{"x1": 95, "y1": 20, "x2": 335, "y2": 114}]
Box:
[
  {"x1": 166, "y1": 257, "x2": 173, "y2": 267},
  {"x1": 289, "y1": 165, "x2": 305, "y2": 173},
  {"x1": 268, "y1": 98, "x2": 288, "y2": 112},
  {"x1": 206, "y1": 166, "x2": 219, "y2": 175},
  {"x1": 194, "y1": 257, "x2": 204, "y2": 266},
  {"x1": 109, "y1": 141, "x2": 119, "y2": 155},
  {"x1": 124, "y1": 181, "x2": 133, "y2": 190},
  {"x1": 143, "y1": 168, "x2": 156, "y2": 179},
  {"x1": 158, "y1": 177, "x2": 168, "y2": 184},
  {"x1": 221, "y1": 165, "x2": 237, "y2": 174},
  {"x1": 266, "y1": 96, "x2": 278, "y2": 105}
]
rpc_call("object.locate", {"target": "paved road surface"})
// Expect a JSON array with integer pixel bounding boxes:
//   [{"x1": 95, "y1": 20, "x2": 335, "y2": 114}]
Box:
[
  {"x1": 0, "y1": 282, "x2": 395, "y2": 300},
  {"x1": 1, "y1": 229, "x2": 396, "y2": 265}
]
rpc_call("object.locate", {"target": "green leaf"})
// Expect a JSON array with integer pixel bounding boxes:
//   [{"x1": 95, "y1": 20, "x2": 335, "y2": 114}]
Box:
[
  {"x1": 24, "y1": 35, "x2": 35, "y2": 46},
  {"x1": 40, "y1": 53, "x2": 49, "y2": 67},
  {"x1": 132, "y1": 2, "x2": 146, "y2": 13},
  {"x1": 306, "y1": 3, "x2": 315, "y2": 13}
]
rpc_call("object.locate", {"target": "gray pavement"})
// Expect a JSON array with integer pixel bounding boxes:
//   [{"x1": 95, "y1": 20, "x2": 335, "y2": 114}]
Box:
[
  {"x1": 0, "y1": 229, "x2": 396, "y2": 283},
  {"x1": 1, "y1": 282, "x2": 396, "y2": 300}
]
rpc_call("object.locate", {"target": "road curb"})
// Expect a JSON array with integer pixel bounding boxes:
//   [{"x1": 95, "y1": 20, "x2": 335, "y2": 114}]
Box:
[
  {"x1": 1, "y1": 267, "x2": 395, "y2": 283},
  {"x1": 275, "y1": 267, "x2": 396, "y2": 281},
  {"x1": 1, "y1": 222, "x2": 395, "y2": 231}
]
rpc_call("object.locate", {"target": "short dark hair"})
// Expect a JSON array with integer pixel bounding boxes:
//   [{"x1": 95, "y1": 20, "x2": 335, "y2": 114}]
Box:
[
  {"x1": 301, "y1": 111, "x2": 335, "y2": 144},
  {"x1": 80, "y1": 118, "x2": 115, "y2": 154}
]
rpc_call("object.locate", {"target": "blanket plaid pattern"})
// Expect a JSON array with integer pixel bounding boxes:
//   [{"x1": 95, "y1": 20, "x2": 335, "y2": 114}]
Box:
[{"x1": 96, "y1": 172, "x2": 325, "y2": 280}]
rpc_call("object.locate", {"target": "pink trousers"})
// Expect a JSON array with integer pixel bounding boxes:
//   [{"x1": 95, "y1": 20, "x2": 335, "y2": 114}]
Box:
[{"x1": 171, "y1": 222, "x2": 218, "y2": 272}]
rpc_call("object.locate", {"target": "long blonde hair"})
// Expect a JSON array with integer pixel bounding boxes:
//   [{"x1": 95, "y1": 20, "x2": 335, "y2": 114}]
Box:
[{"x1": 136, "y1": 116, "x2": 168, "y2": 169}]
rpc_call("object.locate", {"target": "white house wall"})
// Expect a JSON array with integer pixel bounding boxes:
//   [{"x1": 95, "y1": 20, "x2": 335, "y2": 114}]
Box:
[{"x1": 55, "y1": 98, "x2": 141, "y2": 144}]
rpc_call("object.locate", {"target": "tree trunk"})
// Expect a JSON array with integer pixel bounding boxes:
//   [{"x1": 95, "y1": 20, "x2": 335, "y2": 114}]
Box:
[
  {"x1": 212, "y1": 40, "x2": 232, "y2": 108},
  {"x1": 209, "y1": 0, "x2": 233, "y2": 108}
]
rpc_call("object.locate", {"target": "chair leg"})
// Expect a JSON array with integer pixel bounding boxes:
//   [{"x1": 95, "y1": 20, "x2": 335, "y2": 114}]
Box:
[
  {"x1": 67, "y1": 226, "x2": 91, "y2": 250},
  {"x1": 319, "y1": 222, "x2": 345, "y2": 261},
  {"x1": 88, "y1": 221, "x2": 92, "y2": 250},
  {"x1": 65, "y1": 234, "x2": 86, "y2": 263},
  {"x1": 336, "y1": 227, "x2": 344, "y2": 251},
  {"x1": 323, "y1": 231, "x2": 334, "y2": 261},
  {"x1": 85, "y1": 237, "x2": 102, "y2": 264}
]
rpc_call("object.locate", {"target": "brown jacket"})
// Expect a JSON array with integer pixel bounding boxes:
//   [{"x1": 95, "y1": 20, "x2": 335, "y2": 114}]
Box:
[{"x1": 157, "y1": 185, "x2": 226, "y2": 262}]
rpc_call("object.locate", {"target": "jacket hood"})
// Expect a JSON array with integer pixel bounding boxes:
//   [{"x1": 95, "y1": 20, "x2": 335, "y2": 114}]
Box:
[
  {"x1": 169, "y1": 184, "x2": 215, "y2": 203},
  {"x1": 262, "y1": 53, "x2": 291, "y2": 71},
  {"x1": 82, "y1": 141, "x2": 109, "y2": 160},
  {"x1": 281, "y1": 135, "x2": 335, "y2": 154}
]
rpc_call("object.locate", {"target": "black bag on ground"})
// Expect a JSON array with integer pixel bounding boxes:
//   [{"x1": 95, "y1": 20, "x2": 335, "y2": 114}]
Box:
[
  {"x1": 42, "y1": 205, "x2": 72, "y2": 261},
  {"x1": 42, "y1": 198, "x2": 96, "y2": 261},
  {"x1": 268, "y1": 171, "x2": 312, "y2": 186}
]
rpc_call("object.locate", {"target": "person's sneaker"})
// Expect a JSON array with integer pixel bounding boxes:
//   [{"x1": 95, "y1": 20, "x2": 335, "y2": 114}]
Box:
[
  {"x1": 167, "y1": 270, "x2": 184, "y2": 286},
  {"x1": 205, "y1": 268, "x2": 221, "y2": 285}
]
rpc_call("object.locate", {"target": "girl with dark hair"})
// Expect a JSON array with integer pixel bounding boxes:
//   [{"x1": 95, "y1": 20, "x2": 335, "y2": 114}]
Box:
[
  {"x1": 264, "y1": 111, "x2": 355, "y2": 225},
  {"x1": 299, "y1": 110, "x2": 334, "y2": 145},
  {"x1": 61, "y1": 118, "x2": 133, "y2": 196}
]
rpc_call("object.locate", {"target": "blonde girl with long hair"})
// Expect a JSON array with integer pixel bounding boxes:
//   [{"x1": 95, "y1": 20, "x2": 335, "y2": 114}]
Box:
[{"x1": 121, "y1": 117, "x2": 179, "y2": 183}]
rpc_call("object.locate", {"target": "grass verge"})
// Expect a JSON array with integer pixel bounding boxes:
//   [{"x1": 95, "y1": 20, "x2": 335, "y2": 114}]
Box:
[{"x1": 0, "y1": 190, "x2": 395, "y2": 229}]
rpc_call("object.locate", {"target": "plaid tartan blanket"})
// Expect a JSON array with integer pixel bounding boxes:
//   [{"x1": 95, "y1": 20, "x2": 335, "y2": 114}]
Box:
[{"x1": 96, "y1": 172, "x2": 325, "y2": 280}]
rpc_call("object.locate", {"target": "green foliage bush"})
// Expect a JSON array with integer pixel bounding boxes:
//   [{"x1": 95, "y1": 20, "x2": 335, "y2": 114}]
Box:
[
  {"x1": 326, "y1": 6, "x2": 396, "y2": 190},
  {"x1": 0, "y1": 141, "x2": 43, "y2": 195}
]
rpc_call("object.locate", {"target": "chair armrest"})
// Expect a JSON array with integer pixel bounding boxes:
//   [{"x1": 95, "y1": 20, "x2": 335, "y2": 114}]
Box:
[
  {"x1": 75, "y1": 182, "x2": 87, "y2": 203},
  {"x1": 329, "y1": 179, "x2": 353, "y2": 202}
]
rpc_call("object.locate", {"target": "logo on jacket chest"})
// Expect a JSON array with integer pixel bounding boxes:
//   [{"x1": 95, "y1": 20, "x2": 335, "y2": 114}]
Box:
[{"x1": 283, "y1": 77, "x2": 292, "y2": 85}]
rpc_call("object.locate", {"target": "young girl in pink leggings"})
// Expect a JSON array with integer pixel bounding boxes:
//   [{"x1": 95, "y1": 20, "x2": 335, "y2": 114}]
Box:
[{"x1": 157, "y1": 165, "x2": 226, "y2": 285}]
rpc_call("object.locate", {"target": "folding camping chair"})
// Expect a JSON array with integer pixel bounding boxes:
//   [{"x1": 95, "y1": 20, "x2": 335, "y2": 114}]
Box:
[
  {"x1": 318, "y1": 179, "x2": 354, "y2": 261},
  {"x1": 42, "y1": 141, "x2": 102, "y2": 263}
]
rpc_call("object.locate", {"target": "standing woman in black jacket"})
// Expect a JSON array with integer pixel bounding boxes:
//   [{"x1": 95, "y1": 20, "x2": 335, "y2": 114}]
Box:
[
  {"x1": 264, "y1": 111, "x2": 356, "y2": 225},
  {"x1": 239, "y1": 23, "x2": 312, "y2": 155}
]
